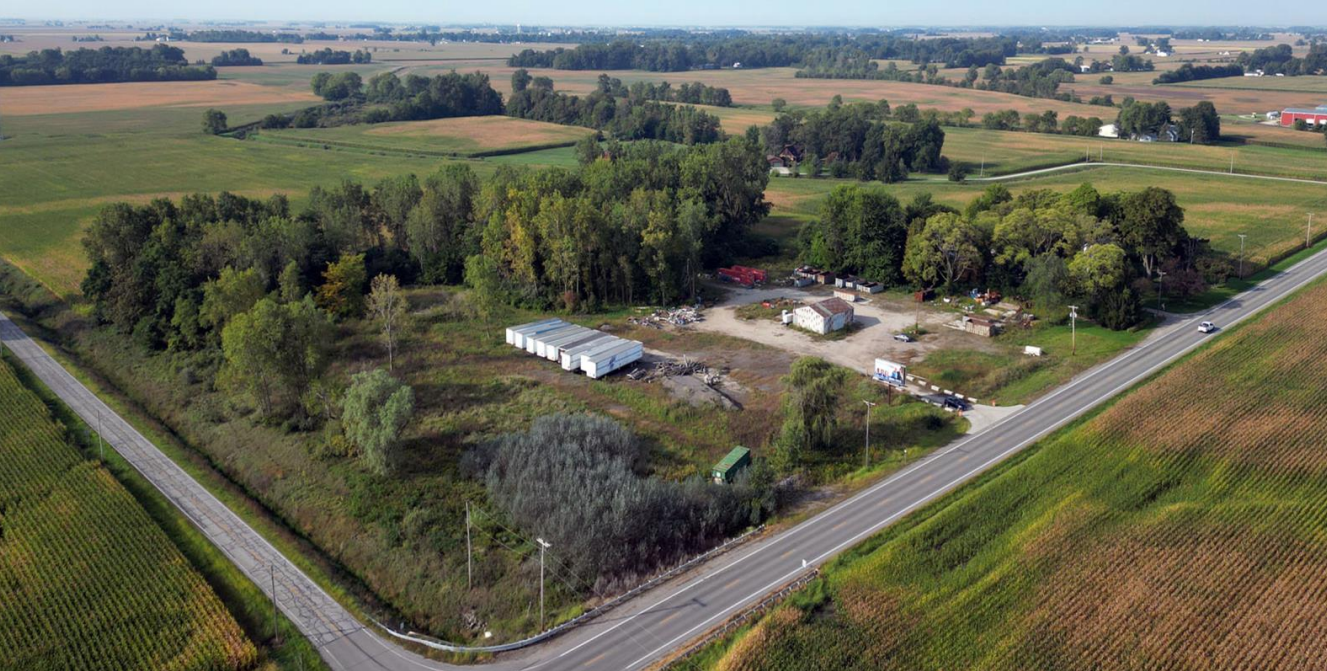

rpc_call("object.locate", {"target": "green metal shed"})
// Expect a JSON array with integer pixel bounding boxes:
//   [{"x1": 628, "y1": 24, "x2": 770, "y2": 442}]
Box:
[{"x1": 711, "y1": 446, "x2": 752, "y2": 484}]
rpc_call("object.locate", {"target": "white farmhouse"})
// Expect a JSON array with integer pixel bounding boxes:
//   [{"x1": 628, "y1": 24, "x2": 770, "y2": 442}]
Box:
[{"x1": 793, "y1": 297, "x2": 855, "y2": 335}]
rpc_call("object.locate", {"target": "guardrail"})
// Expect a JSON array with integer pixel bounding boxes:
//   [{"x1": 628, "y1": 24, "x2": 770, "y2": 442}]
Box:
[{"x1": 371, "y1": 524, "x2": 766, "y2": 654}]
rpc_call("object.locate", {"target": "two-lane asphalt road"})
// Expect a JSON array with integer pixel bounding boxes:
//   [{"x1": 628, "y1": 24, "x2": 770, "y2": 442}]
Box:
[{"x1": 4, "y1": 244, "x2": 1326, "y2": 671}]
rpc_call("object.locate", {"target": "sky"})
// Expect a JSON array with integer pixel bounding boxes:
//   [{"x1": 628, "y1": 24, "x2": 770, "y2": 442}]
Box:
[{"x1": 12, "y1": 0, "x2": 1327, "y2": 27}]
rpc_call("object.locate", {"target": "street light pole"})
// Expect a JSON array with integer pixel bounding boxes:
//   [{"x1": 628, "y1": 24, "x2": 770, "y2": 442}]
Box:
[
  {"x1": 1238, "y1": 234, "x2": 1247, "y2": 278},
  {"x1": 862, "y1": 400, "x2": 877, "y2": 469},
  {"x1": 536, "y1": 538, "x2": 551, "y2": 630},
  {"x1": 1068, "y1": 305, "x2": 1079, "y2": 356}
]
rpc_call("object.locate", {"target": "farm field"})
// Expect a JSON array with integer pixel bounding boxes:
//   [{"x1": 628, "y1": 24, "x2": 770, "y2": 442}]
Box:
[
  {"x1": 939, "y1": 125, "x2": 1327, "y2": 180},
  {"x1": 684, "y1": 275, "x2": 1327, "y2": 671},
  {"x1": 0, "y1": 358, "x2": 257, "y2": 671},
  {"x1": 0, "y1": 79, "x2": 320, "y2": 116},
  {"x1": 764, "y1": 166, "x2": 1327, "y2": 268},
  {"x1": 1174, "y1": 75, "x2": 1327, "y2": 95},
  {"x1": 260, "y1": 115, "x2": 594, "y2": 156}
]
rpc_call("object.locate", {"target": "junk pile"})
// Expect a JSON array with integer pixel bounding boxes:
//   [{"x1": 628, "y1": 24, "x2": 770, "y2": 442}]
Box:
[
  {"x1": 627, "y1": 356, "x2": 723, "y2": 385},
  {"x1": 628, "y1": 306, "x2": 704, "y2": 329}
]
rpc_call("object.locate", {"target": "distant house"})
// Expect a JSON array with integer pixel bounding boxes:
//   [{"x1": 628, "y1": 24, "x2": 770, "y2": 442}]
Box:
[
  {"x1": 1098, "y1": 123, "x2": 1119, "y2": 138},
  {"x1": 732, "y1": 61, "x2": 742, "y2": 68},
  {"x1": 793, "y1": 297, "x2": 855, "y2": 335},
  {"x1": 1280, "y1": 106, "x2": 1327, "y2": 127},
  {"x1": 769, "y1": 166, "x2": 793, "y2": 177},
  {"x1": 1154, "y1": 50, "x2": 1170, "y2": 57}
]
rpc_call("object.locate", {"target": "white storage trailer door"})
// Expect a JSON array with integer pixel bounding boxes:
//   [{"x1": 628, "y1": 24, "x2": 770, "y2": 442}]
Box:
[
  {"x1": 529, "y1": 324, "x2": 579, "y2": 355},
  {"x1": 583, "y1": 341, "x2": 644, "y2": 379},
  {"x1": 506, "y1": 318, "x2": 559, "y2": 346},
  {"x1": 561, "y1": 335, "x2": 616, "y2": 371},
  {"x1": 576, "y1": 338, "x2": 628, "y2": 369},
  {"x1": 509, "y1": 319, "x2": 560, "y2": 348}
]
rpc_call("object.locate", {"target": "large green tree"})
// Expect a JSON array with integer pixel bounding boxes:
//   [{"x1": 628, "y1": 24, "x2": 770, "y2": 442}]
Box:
[
  {"x1": 342, "y1": 368, "x2": 415, "y2": 476},
  {"x1": 220, "y1": 296, "x2": 333, "y2": 418},
  {"x1": 1118, "y1": 187, "x2": 1185, "y2": 278},
  {"x1": 903, "y1": 213, "x2": 985, "y2": 290}
]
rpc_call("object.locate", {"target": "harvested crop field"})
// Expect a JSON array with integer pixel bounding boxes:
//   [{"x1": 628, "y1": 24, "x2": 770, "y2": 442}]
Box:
[
  {"x1": 266, "y1": 115, "x2": 594, "y2": 155},
  {"x1": 0, "y1": 79, "x2": 319, "y2": 116},
  {"x1": 685, "y1": 276, "x2": 1327, "y2": 671}
]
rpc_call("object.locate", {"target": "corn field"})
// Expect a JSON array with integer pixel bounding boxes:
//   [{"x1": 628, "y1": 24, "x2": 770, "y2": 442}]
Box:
[
  {"x1": 700, "y1": 278, "x2": 1327, "y2": 671},
  {"x1": 0, "y1": 362, "x2": 257, "y2": 671}
]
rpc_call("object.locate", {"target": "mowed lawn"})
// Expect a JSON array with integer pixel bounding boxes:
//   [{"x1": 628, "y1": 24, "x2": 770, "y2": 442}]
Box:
[
  {"x1": 940, "y1": 126, "x2": 1327, "y2": 180},
  {"x1": 261, "y1": 115, "x2": 595, "y2": 156},
  {"x1": 686, "y1": 276, "x2": 1327, "y2": 671},
  {"x1": 0, "y1": 360, "x2": 256, "y2": 670},
  {"x1": 764, "y1": 166, "x2": 1327, "y2": 265}
]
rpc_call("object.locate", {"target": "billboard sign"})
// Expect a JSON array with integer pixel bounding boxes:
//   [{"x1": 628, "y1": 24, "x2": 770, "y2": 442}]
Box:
[{"x1": 874, "y1": 358, "x2": 906, "y2": 387}]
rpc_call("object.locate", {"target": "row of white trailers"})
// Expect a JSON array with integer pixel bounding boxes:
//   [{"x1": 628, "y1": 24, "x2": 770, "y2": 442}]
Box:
[{"x1": 504, "y1": 319, "x2": 643, "y2": 379}]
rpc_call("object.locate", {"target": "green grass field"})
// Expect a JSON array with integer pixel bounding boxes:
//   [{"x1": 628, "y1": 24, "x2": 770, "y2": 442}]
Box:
[
  {"x1": 0, "y1": 358, "x2": 258, "y2": 671},
  {"x1": 939, "y1": 125, "x2": 1327, "y2": 180},
  {"x1": 684, "y1": 276, "x2": 1327, "y2": 671},
  {"x1": 258, "y1": 115, "x2": 594, "y2": 157}
]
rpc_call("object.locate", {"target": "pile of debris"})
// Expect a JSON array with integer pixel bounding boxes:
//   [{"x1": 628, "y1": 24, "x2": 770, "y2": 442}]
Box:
[
  {"x1": 627, "y1": 357, "x2": 723, "y2": 385},
  {"x1": 628, "y1": 306, "x2": 704, "y2": 329}
]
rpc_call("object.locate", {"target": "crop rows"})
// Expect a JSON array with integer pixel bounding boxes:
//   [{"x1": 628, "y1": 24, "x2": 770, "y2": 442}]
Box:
[
  {"x1": 0, "y1": 362, "x2": 257, "y2": 671},
  {"x1": 701, "y1": 278, "x2": 1327, "y2": 671}
]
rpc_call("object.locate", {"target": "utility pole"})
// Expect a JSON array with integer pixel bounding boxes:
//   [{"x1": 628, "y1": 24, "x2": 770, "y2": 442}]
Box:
[
  {"x1": 1309, "y1": 213, "x2": 1315, "y2": 249},
  {"x1": 1238, "y1": 234, "x2": 1247, "y2": 278},
  {"x1": 536, "y1": 538, "x2": 551, "y2": 630},
  {"x1": 465, "y1": 501, "x2": 473, "y2": 591},
  {"x1": 862, "y1": 400, "x2": 877, "y2": 469},
  {"x1": 97, "y1": 405, "x2": 104, "y2": 462},
  {"x1": 980, "y1": 156, "x2": 984, "y2": 178},
  {"x1": 1156, "y1": 270, "x2": 1167, "y2": 311},
  {"x1": 1068, "y1": 305, "x2": 1079, "y2": 356},
  {"x1": 1230, "y1": 154, "x2": 1235, "y2": 174}
]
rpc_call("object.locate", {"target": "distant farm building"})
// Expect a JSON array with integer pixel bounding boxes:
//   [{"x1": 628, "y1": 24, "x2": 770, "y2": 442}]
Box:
[
  {"x1": 793, "y1": 297, "x2": 855, "y2": 335},
  {"x1": 1098, "y1": 123, "x2": 1119, "y2": 138},
  {"x1": 1280, "y1": 106, "x2": 1327, "y2": 127}
]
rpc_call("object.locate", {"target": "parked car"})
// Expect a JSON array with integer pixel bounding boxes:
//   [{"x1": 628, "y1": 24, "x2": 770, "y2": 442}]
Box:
[
  {"x1": 1198, "y1": 321, "x2": 1217, "y2": 334},
  {"x1": 893, "y1": 333, "x2": 914, "y2": 343},
  {"x1": 942, "y1": 396, "x2": 970, "y2": 411}
]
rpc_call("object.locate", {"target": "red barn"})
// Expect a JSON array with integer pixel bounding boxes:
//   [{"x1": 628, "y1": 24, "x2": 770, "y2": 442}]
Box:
[{"x1": 1280, "y1": 106, "x2": 1327, "y2": 127}]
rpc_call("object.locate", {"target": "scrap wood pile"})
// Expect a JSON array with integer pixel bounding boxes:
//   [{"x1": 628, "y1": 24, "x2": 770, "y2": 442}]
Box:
[
  {"x1": 628, "y1": 306, "x2": 703, "y2": 329},
  {"x1": 627, "y1": 357, "x2": 724, "y2": 385}
]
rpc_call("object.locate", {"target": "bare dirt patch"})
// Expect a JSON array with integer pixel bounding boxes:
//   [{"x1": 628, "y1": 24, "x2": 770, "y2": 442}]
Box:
[{"x1": 0, "y1": 80, "x2": 319, "y2": 116}]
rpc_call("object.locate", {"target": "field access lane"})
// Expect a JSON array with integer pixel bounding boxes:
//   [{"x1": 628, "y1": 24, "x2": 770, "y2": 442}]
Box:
[{"x1": 3, "y1": 245, "x2": 1326, "y2": 671}]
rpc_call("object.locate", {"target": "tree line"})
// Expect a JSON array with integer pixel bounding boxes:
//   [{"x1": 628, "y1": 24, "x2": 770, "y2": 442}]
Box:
[
  {"x1": 981, "y1": 108, "x2": 1106, "y2": 136},
  {"x1": 1238, "y1": 43, "x2": 1327, "y2": 75},
  {"x1": 799, "y1": 182, "x2": 1225, "y2": 331},
  {"x1": 760, "y1": 100, "x2": 947, "y2": 182},
  {"x1": 263, "y1": 70, "x2": 503, "y2": 128},
  {"x1": 179, "y1": 29, "x2": 303, "y2": 43},
  {"x1": 1153, "y1": 63, "x2": 1244, "y2": 84},
  {"x1": 80, "y1": 138, "x2": 768, "y2": 364},
  {"x1": 0, "y1": 45, "x2": 215, "y2": 86},
  {"x1": 797, "y1": 56, "x2": 1082, "y2": 104},
  {"x1": 506, "y1": 33, "x2": 1019, "y2": 73},
  {"x1": 506, "y1": 71, "x2": 724, "y2": 145},
  {"x1": 296, "y1": 48, "x2": 371, "y2": 65},
  {"x1": 211, "y1": 48, "x2": 262, "y2": 67},
  {"x1": 1116, "y1": 98, "x2": 1221, "y2": 143}
]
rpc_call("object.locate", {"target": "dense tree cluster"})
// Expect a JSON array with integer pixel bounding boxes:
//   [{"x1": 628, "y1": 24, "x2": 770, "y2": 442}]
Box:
[
  {"x1": 799, "y1": 56, "x2": 1079, "y2": 103},
  {"x1": 1115, "y1": 98, "x2": 1221, "y2": 143},
  {"x1": 296, "y1": 48, "x2": 371, "y2": 65},
  {"x1": 626, "y1": 80, "x2": 732, "y2": 107},
  {"x1": 0, "y1": 45, "x2": 215, "y2": 86},
  {"x1": 761, "y1": 101, "x2": 947, "y2": 182},
  {"x1": 506, "y1": 73, "x2": 723, "y2": 145},
  {"x1": 469, "y1": 413, "x2": 769, "y2": 582},
  {"x1": 1237, "y1": 43, "x2": 1327, "y2": 75},
  {"x1": 1153, "y1": 63, "x2": 1244, "y2": 84},
  {"x1": 211, "y1": 48, "x2": 262, "y2": 67},
  {"x1": 798, "y1": 182, "x2": 1213, "y2": 331},
  {"x1": 296, "y1": 70, "x2": 503, "y2": 126},
  {"x1": 981, "y1": 108, "x2": 1104, "y2": 136}
]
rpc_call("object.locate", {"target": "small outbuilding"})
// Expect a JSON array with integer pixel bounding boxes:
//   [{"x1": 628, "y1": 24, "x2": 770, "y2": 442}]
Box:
[
  {"x1": 712, "y1": 446, "x2": 752, "y2": 484},
  {"x1": 793, "y1": 297, "x2": 855, "y2": 335}
]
